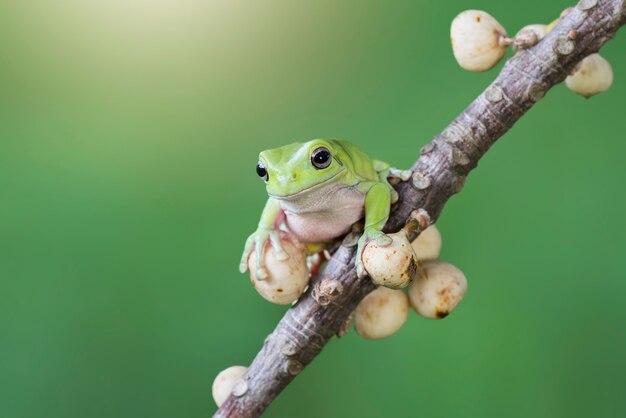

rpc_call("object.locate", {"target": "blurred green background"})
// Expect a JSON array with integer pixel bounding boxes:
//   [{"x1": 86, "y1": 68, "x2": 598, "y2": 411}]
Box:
[{"x1": 1, "y1": 0, "x2": 625, "y2": 417}]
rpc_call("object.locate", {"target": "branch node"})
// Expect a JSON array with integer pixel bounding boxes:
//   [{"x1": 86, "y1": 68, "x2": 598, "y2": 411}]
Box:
[
  {"x1": 286, "y1": 359, "x2": 304, "y2": 376},
  {"x1": 232, "y1": 380, "x2": 249, "y2": 397},
  {"x1": 513, "y1": 30, "x2": 540, "y2": 50},
  {"x1": 441, "y1": 127, "x2": 457, "y2": 143},
  {"x1": 528, "y1": 83, "x2": 546, "y2": 102},
  {"x1": 451, "y1": 148, "x2": 470, "y2": 166},
  {"x1": 278, "y1": 334, "x2": 298, "y2": 356},
  {"x1": 411, "y1": 171, "x2": 431, "y2": 190},
  {"x1": 312, "y1": 278, "x2": 344, "y2": 306},
  {"x1": 554, "y1": 35, "x2": 576, "y2": 55},
  {"x1": 453, "y1": 176, "x2": 467, "y2": 194},
  {"x1": 485, "y1": 85, "x2": 504, "y2": 103}
]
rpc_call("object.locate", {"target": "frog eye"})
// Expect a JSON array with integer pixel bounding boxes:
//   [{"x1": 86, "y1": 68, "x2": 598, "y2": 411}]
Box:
[
  {"x1": 256, "y1": 162, "x2": 268, "y2": 181},
  {"x1": 311, "y1": 147, "x2": 332, "y2": 169}
]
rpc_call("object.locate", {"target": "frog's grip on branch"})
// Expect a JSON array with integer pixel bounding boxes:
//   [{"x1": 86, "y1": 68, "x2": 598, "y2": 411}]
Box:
[{"x1": 215, "y1": 1, "x2": 626, "y2": 416}]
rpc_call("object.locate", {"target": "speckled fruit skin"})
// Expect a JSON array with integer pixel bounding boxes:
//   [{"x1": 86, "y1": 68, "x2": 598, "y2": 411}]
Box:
[
  {"x1": 248, "y1": 237, "x2": 309, "y2": 305},
  {"x1": 451, "y1": 10, "x2": 507, "y2": 72},
  {"x1": 361, "y1": 231, "x2": 418, "y2": 289},
  {"x1": 409, "y1": 261, "x2": 467, "y2": 319},
  {"x1": 566, "y1": 53, "x2": 613, "y2": 98},
  {"x1": 354, "y1": 287, "x2": 409, "y2": 340},
  {"x1": 411, "y1": 225, "x2": 442, "y2": 262},
  {"x1": 212, "y1": 365, "x2": 247, "y2": 407}
]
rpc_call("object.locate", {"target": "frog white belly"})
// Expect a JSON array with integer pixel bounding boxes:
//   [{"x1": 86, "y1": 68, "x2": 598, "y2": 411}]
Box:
[{"x1": 277, "y1": 183, "x2": 366, "y2": 243}]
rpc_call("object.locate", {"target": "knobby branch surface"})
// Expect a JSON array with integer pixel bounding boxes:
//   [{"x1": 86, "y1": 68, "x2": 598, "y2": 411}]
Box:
[{"x1": 215, "y1": 1, "x2": 626, "y2": 416}]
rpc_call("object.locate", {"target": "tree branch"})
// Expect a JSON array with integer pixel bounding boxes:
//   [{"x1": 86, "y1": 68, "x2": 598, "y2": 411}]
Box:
[{"x1": 215, "y1": 1, "x2": 626, "y2": 416}]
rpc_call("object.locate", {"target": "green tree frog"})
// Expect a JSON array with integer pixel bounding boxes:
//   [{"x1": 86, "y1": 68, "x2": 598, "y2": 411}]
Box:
[{"x1": 239, "y1": 139, "x2": 411, "y2": 279}]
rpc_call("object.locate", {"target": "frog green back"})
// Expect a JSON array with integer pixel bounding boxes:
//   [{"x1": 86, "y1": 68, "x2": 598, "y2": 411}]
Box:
[{"x1": 329, "y1": 139, "x2": 379, "y2": 182}]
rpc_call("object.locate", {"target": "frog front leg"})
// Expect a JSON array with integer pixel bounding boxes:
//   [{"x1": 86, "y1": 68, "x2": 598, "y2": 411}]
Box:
[
  {"x1": 239, "y1": 197, "x2": 288, "y2": 279},
  {"x1": 355, "y1": 182, "x2": 392, "y2": 278},
  {"x1": 373, "y1": 160, "x2": 412, "y2": 203}
]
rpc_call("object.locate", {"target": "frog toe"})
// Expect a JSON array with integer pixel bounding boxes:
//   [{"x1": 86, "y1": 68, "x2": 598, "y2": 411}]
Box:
[
  {"x1": 268, "y1": 230, "x2": 289, "y2": 261},
  {"x1": 274, "y1": 250, "x2": 288, "y2": 261},
  {"x1": 375, "y1": 233, "x2": 392, "y2": 246},
  {"x1": 390, "y1": 168, "x2": 412, "y2": 181},
  {"x1": 356, "y1": 261, "x2": 367, "y2": 279},
  {"x1": 256, "y1": 266, "x2": 269, "y2": 280}
]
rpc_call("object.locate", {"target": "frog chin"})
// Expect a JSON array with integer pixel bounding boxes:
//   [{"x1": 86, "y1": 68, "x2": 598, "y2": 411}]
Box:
[{"x1": 268, "y1": 169, "x2": 345, "y2": 201}]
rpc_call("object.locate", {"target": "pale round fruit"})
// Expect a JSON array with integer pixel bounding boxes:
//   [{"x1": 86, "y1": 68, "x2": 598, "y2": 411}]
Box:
[
  {"x1": 361, "y1": 231, "x2": 418, "y2": 289},
  {"x1": 410, "y1": 225, "x2": 442, "y2": 262},
  {"x1": 354, "y1": 287, "x2": 409, "y2": 340},
  {"x1": 212, "y1": 365, "x2": 247, "y2": 407},
  {"x1": 451, "y1": 10, "x2": 507, "y2": 72},
  {"x1": 248, "y1": 237, "x2": 309, "y2": 304},
  {"x1": 409, "y1": 261, "x2": 467, "y2": 319},
  {"x1": 566, "y1": 53, "x2": 614, "y2": 98}
]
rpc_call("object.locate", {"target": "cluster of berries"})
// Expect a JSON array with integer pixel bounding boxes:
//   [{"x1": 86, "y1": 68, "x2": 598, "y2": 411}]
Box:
[
  {"x1": 451, "y1": 9, "x2": 613, "y2": 98},
  {"x1": 214, "y1": 224, "x2": 467, "y2": 407},
  {"x1": 355, "y1": 225, "x2": 467, "y2": 340}
]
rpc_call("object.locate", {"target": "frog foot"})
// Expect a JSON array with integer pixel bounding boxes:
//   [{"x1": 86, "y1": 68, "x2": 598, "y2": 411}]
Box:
[
  {"x1": 385, "y1": 168, "x2": 412, "y2": 203},
  {"x1": 389, "y1": 168, "x2": 413, "y2": 181},
  {"x1": 239, "y1": 227, "x2": 288, "y2": 279},
  {"x1": 355, "y1": 228, "x2": 392, "y2": 278}
]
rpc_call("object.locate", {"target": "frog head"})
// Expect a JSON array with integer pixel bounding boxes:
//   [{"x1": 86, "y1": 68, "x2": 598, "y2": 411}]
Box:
[{"x1": 256, "y1": 139, "x2": 349, "y2": 198}]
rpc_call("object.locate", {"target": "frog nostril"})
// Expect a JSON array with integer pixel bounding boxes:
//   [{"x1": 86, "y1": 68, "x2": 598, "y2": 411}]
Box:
[{"x1": 291, "y1": 173, "x2": 298, "y2": 181}]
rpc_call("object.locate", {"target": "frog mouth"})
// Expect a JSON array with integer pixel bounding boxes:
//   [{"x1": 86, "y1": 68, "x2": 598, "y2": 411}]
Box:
[{"x1": 268, "y1": 169, "x2": 346, "y2": 200}]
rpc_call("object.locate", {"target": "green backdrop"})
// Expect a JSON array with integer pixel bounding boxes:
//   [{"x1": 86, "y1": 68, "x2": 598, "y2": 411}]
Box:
[{"x1": 1, "y1": 1, "x2": 625, "y2": 417}]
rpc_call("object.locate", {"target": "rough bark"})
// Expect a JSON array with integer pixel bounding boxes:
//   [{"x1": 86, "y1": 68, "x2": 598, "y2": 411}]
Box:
[{"x1": 215, "y1": 1, "x2": 626, "y2": 416}]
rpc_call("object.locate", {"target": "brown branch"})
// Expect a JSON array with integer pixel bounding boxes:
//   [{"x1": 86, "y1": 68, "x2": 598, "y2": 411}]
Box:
[{"x1": 215, "y1": 1, "x2": 626, "y2": 416}]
